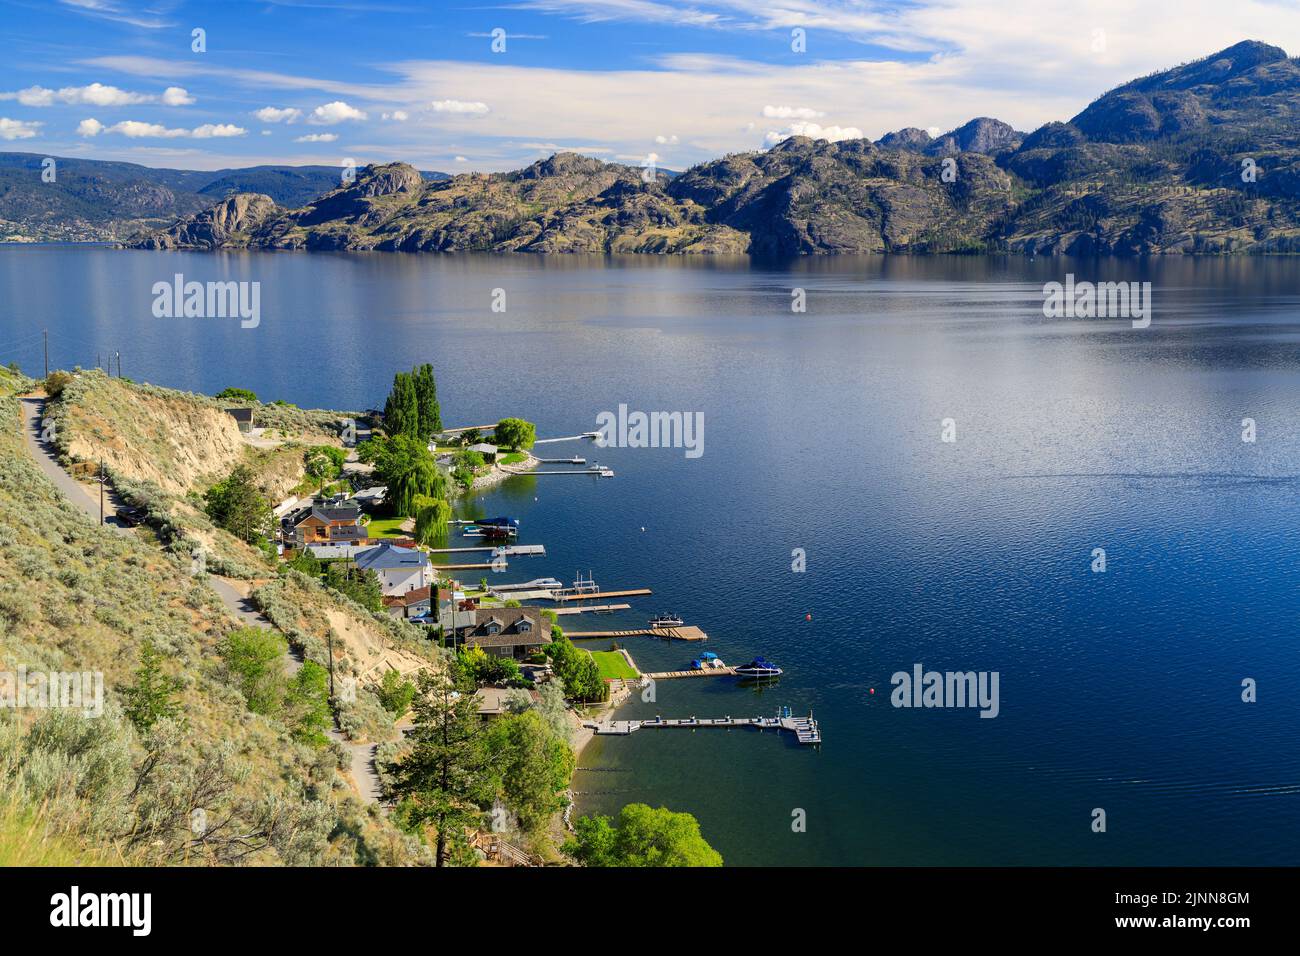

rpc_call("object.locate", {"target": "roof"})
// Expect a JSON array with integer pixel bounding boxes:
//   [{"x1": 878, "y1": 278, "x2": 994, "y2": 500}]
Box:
[
  {"x1": 463, "y1": 606, "x2": 547, "y2": 647},
  {"x1": 468, "y1": 443, "x2": 498, "y2": 455},
  {"x1": 382, "y1": 585, "x2": 432, "y2": 609},
  {"x1": 354, "y1": 541, "x2": 430, "y2": 572},
  {"x1": 225, "y1": 407, "x2": 254, "y2": 423}
]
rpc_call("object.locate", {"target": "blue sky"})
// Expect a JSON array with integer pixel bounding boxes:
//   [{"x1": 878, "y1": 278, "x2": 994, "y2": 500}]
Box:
[{"x1": 1, "y1": 0, "x2": 1297, "y2": 173}]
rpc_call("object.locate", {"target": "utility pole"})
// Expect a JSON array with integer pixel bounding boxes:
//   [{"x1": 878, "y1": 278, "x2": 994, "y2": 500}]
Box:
[
  {"x1": 115, "y1": 351, "x2": 121, "y2": 378},
  {"x1": 327, "y1": 629, "x2": 335, "y2": 697},
  {"x1": 98, "y1": 459, "x2": 104, "y2": 525},
  {"x1": 43, "y1": 330, "x2": 48, "y2": 378}
]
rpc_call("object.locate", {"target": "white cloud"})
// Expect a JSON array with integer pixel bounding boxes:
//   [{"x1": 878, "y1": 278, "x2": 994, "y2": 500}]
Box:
[
  {"x1": 430, "y1": 99, "x2": 490, "y2": 115},
  {"x1": 309, "y1": 101, "x2": 367, "y2": 124},
  {"x1": 105, "y1": 120, "x2": 189, "y2": 138},
  {"x1": 455, "y1": 155, "x2": 468, "y2": 162},
  {"x1": 192, "y1": 124, "x2": 247, "y2": 138},
  {"x1": 762, "y1": 105, "x2": 824, "y2": 120},
  {"x1": 0, "y1": 117, "x2": 42, "y2": 140},
  {"x1": 2, "y1": 82, "x2": 193, "y2": 107},
  {"x1": 295, "y1": 132, "x2": 338, "y2": 142},
  {"x1": 926, "y1": 125, "x2": 942, "y2": 138},
  {"x1": 654, "y1": 133, "x2": 679, "y2": 144},
  {"x1": 78, "y1": 118, "x2": 246, "y2": 138},
  {"x1": 161, "y1": 86, "x2": 195, "y2": 106},
  {"x1": 254, "y1": 106, "x2": 302, "y2": 123},
  {"x1": 382, "y1": 110, "x2": 410, "y2": 121},
  {"x1": 765, "y1": 121, "x2": 864, "y2": 146}
]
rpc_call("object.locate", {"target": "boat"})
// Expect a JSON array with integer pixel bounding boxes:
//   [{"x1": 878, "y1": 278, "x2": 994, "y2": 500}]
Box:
[
  {"x1": 691, "y1": 652, "x2": 725, "y2": 670},
  {"x1": 648, "y1": 613, "x2": 684, "y2": 628},
  {"x1": 733, "y1": 657, "x2": 783, "y2": 678},
  {"x1": 473, "y1": 516, "x2": 519, "y2": 539}
]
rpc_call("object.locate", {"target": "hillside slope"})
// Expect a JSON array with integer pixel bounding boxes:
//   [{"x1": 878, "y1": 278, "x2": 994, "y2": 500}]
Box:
[{"x1": 0, "y1": 366, "x2": 426, "y2": 865}]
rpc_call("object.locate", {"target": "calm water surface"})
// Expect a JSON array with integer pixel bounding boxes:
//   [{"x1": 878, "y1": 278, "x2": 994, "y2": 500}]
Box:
[{"x1": 3, "y1": 247, "x2": 1298, "y2": 865}]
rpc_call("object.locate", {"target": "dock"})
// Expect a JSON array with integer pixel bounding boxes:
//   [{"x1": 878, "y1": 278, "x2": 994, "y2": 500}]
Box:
[
  {"x1": 435, "y1": 562, "x2": 503, "y2": 571},
  {"x1": 551, "y1": 604, "x2": 632, "y2": 616},
  {"x1": 564, "y1": 625, "x2": 707, "y2": 641},
  {"x1": 584, "y1": 714, "x2": 821, "y2": 745},
  {"x1": 552, "y1": 588, "x2": 652, "y2": 602},
  {"x1": 425, "y1": 544, "x2": 544, "y2": 556},
  {"x1": 519, "y1": 468, "x2": 613, "y2": 477},
  {"x1": 643, "y1": 667, "x2": 737, "y2": 679},
  {"x1": 534, "y1": 433, "x2": 599, "y2": 445},
  {"x1": 535, "y1": 457, "x2": 585, "y2": 464}
]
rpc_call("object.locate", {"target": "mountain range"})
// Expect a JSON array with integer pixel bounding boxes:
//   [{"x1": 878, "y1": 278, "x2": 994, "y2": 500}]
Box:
[
  {"x1": 15, "y1": 41, "x2": 1300, "y2": 255},
  {"x1": 0, "y1": 154, "x2": 448, "y2": 242}
]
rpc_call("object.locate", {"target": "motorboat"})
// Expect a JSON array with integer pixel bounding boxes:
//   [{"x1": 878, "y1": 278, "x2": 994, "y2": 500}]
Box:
[
  {"x1": 648, "y1": 613, "x2": 685, "y2": 628},
  {"x1": 733, "y1": 657, "x2": 783, "y2": 678}
]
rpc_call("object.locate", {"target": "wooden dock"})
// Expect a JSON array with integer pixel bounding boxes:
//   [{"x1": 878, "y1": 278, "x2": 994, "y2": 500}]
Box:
[
  {"x1": 535, "y1": 457, "x2": 585, "y2": 464},
  {"x1": 435, "y1": 562, "x2": 502, "y2": 571},
  {"x1": 584, "y1": 714, "x2": 821, "y2": 745},
  {"x1": 552, "y1": 588, "x2": 652, "y2": 602},
  {"x1": 551, "y1": 604, "x2": 632, "y2": 616},
  {"x1": 427, "y1": 544, "x2": 545, "y2": 557},
  {"x1": 643, "y1": 667, "x2": 737, "y2": 679},
  {"x1": 564, "y1": 625, "x2": 707, "y2": 642}
]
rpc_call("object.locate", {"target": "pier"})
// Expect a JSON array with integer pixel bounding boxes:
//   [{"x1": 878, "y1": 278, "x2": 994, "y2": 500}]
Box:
[
  {"x1": 552, "y1": 588, "x2": 652, "y2": 602},
  {"x1": 535, "y1": 457, "x2": 586, "y2": 464},
  {"x1": 515, "y1": 468, "x2": 613, "y2": 477},
  {"x1": 426, "y1": 544, "x2": 545, "y2": 556},
  {"x1": 643, "y1": 667, "x2": 737, "y2": 679},
  {"x1": 551, "y1": 604, "x2": 632, "y2": 616},
  {"x1": 584, "y1": 714, "x2": 821, "y2": 745},
  {"x1": 564, "y1": 625, "x2": 707, "y2": 641},
  {"x1": 533, "y1": 433, "x2": 599, "y2": 445}
]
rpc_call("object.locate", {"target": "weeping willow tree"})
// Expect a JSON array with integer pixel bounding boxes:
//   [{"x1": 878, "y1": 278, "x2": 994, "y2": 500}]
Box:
[{"x1": 413, "y1": 495, "x2": 452, "y2": 546}]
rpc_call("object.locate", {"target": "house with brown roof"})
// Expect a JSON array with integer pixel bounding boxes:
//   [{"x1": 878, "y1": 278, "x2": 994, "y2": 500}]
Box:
[
  {"x1": 286, "y1": 495, "x2": 366, "y2": 547},
  {"x1": 459, "y1": 606, "x2": 547, "y2": 659}
]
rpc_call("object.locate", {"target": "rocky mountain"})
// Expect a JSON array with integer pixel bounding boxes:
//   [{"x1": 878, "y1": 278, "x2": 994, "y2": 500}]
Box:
[
  {"x1": 0, "y1": 153, "x2": 447, "y2": 241},
  {"x1": 125, "y1": 41, "x2": 1300, "y2": 256}
]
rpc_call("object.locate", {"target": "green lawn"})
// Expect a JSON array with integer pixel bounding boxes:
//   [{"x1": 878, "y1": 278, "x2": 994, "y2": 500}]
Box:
[
  {"x1": 500, "y1": 452, "x2": 526, "y2": 465},
  {"x1": 364, "y1": 517, "x2": 409, "y2": 538},
  {"x1": 587, "y1": 649, "x2": 639, "y2": 680}
]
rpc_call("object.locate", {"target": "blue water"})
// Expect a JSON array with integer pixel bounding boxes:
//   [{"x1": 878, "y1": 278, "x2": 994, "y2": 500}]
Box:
[{"x1": 3, "y1": 246, "x2": 1298, "y2": 865}]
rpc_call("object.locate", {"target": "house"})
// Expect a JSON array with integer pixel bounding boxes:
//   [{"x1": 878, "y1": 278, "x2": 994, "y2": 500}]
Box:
[
  {"x1": 460, "y1": 606, "x2": 547, "y2": 659},
  {"x1": 467, "y1": 442, "x2": 498, "y2": 463},
  {"x1": 287, "y1": 495, "x2": 365, "y2": 546},
  {"x1": 382, "y1": 584, "x2": 448, "y2": 621},
  {"x1": 225, "y1": 407, "x2": 254, "y2": 434},
  {"x1": 474, "y1": 686, "x2": 537, "y2": 719},
  {"x1": 354, "y1": 541, "x2": 432, "y2": 597}
]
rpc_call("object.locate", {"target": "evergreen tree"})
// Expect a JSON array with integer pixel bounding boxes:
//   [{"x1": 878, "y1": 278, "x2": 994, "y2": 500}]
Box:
[
  {"x1": 204, "y1": 465, "x2": 272, "y2": 544},
  {"x1": 383, "y1": 371, "x2": 419, "y2": 440},
  {"x1": 387, "y1": 667, "x2": 493, "y2": 866},
  {"x1": 121, "y1": 641, "x2": 183, "y2": 731},
  {"x1": 413, "y1": 363, "x2": 442, "y2": 439}
]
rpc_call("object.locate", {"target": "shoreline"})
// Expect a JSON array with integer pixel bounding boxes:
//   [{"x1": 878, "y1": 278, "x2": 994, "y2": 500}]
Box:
[{"x1": 467, "y1": 452, "x2": 539, "y2": 493}]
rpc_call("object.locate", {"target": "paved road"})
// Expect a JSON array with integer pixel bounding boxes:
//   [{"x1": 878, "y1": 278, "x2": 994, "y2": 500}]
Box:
[
  {"x1": 17, "y1": 395, "x2": 383, "y2": 805},
  {"x1": 20, "y1": 396, "x2": 125, "y2": 529}
]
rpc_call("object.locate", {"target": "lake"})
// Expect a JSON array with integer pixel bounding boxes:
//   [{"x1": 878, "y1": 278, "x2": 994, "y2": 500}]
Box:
[{"x1": 3, "y1": 246, "x2": 1299, "y2": 866}]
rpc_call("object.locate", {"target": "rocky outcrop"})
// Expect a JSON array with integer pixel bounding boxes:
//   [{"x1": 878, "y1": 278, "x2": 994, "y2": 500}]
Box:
[{"x1": 129, "y1": 192, "x2": 279, "y2": 249}]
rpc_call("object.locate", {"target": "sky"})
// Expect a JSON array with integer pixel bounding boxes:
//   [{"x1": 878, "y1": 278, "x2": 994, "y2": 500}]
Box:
[{"x1": 2, "y1": 0, "x2": 1300, "y2": 173}]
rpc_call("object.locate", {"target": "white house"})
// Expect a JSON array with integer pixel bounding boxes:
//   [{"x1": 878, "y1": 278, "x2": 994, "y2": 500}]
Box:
[{"x1": 353, "y1": 541, "x2": 432, "y2": 596}]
